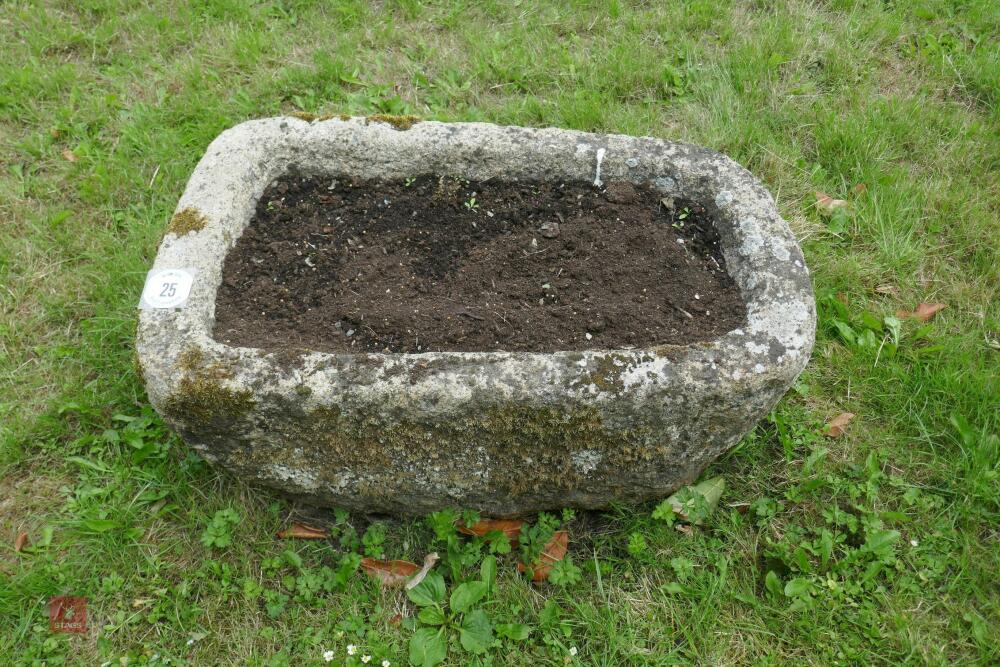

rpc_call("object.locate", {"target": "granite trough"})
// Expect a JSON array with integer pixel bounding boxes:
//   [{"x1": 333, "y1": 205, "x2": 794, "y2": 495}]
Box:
[{"x1": 136, "y1": 116, "x2": 815, "y2": 516}]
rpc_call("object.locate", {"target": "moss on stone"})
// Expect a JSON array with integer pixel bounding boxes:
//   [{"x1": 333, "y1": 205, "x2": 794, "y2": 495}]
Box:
[
  {"x1": 167, "y1": 208, "x2": 207, "y2": 236},
  {"x1": 578, "y1": 354, "x2": 631, "y2": 392},
  {"x1": 177, "y1": 347, "x2": 204, "y2": 371},
  {"x1": 266, "y1": 347, "x2": 312, "y2": 368},
  {"x1": 133, "y1": 349, "x2": 145, "y2": 383},
  {"x1": 165, "y1": 376, "x2": 255, "y2": 429},
  {"x1": 574, "y1": 353, "x2": 654, "y2": 393},
  {"x1": 366, "y1": 114, "x2": 421, "y2": 130},
  {"x1": 163, "y1": 346, "x2": 254, "y2": 429},
  {"x1": 289, "y1": 112, "x2": 353, "y2": 122},
  {"x1": 235, "y1": 402, "x2": 657, "y2": 502}
]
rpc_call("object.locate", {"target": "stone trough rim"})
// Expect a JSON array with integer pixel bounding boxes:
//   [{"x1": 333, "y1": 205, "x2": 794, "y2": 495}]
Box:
[{"x1": 141, "y1": 115, "x2": 812, "y2": 367}]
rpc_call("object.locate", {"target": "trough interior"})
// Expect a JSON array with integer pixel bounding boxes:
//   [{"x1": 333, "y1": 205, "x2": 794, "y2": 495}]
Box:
[{"x1": 211, "y1": 171, "x2": 748, "y2": 353}]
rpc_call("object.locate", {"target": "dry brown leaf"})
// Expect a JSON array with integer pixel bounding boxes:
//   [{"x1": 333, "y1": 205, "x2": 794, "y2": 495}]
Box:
[
  {"x1": 728, "y1": 502, "x2": 751, "y2": 515},
  {"x1": 388, "y1": 613, "x2": 403, "y2": 626},
  {"x1": 61, "y1": 149, "x2": 78, "y2": 163},
  {"x1": 853, "y1": 183, "x2": 867, "y2": 195},
  {"x1": 276, "y1": 522, "x2": 328, "y2": 540},
  {"x1": 675, "y1": 524, "x2": 693, "y2": 536},
  {"x1": 824, "y1": 412, "x2": 856, "y2": 438},
  {"x1": 404, "y1": 552, "x2": 440, "y2": 590},
  {"x1": 458, "y1": 518, "x2": 524, "y2": 545},
  {"x1": 897, "y1": 303, "x2": 946, "y2": 322},
  {"x1": 815, "y1": 191, "x2": 850, "y2": 217},
  {"x1": 875, "y1": 284, "x2": 899, "y2": 297},
  {"x1": 14, "y1": 532, "x2": 29, "y2": 552},
  {"x1": 517, "y1": 530, "x2": 568, "y2": 583},
  {"x1": 361, "y1": 558, "x2": 421, "y2": 588}
]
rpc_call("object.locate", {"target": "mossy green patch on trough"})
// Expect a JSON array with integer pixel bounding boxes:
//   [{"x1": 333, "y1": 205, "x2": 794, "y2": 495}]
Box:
[
  {"x1": 575, "y1": 353, "x2": 652, "y2": 393},
  {"x1": 365, "y1": 114, "x2": 421, "y2": 130},
  {"x1": 163, "y1": 346, "x2": 254, "y2": 429},
  {"x1": 166, "y1": 207, "x2": 208, "y2": 236},
  {"x1": 177, "y1": 347, "x2": 204, "y2": 371},
  {"x1": 132, "y1": 349, "x2": 145, "y2": 384},
  {"x1": 288, "y1": 111, "x2": 353, "y2": 122},
  {"x1": 164, "y1": 376, "x2": 255, "y2": 429},
  {"x1": 226, "y1": 402, "x2": 663, "y2": 505}
]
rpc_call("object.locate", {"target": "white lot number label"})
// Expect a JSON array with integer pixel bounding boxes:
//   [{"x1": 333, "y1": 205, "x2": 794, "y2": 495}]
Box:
[{"x1": 140, "y1": 268, "x2": 196, "y2": 309}]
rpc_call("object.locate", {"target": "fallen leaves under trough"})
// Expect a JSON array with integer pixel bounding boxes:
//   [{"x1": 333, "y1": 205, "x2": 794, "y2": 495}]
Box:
[
  {"x1": 517, "y1": 531, "x2": 568, "y2": 582},
  {"x1": 276, "y1": 522, "x2": 328, "y2": 540},
  {"x1": 362, "y1": 552, "x2": 440, "y2": 589}
]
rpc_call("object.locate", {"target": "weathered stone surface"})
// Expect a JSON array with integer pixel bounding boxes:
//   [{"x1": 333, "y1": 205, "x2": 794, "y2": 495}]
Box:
[{"x1": 137, "y1": 116, "x2": 815, "y2": 516}]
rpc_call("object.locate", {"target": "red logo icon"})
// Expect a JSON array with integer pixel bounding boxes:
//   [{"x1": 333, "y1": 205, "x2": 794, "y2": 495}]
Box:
[{"x1": 49, "y1": 596, "x2": 87, "y2": 634}]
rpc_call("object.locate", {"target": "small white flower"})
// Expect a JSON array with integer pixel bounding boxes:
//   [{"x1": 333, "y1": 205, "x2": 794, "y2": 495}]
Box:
[
  {"x1": 569, "y1": 646, "x2": 578, "y2": 656},
  {"x1": 382, "y1": 661, "x2": 391, "y2": 667},
  {"x1": 362, "y1": 656, "x2": 371, "y2": 664},
  {"x1": 347, "y1": 645, "x2": 357, "y2": 656},
  {"x1": 186, "y1": 639, "x2": 195, "y2": 646},
  {"x1": 323, "y1": 649, "x2": 335, "y2": 663},
  {"x1": 910, "y1": 539, "x2": 919, "y2": 547}
]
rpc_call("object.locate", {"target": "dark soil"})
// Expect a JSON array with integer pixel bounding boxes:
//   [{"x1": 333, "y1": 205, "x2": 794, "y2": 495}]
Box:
[{"x1": 213, "y1": 173, "x2": 747, "y2": 353}]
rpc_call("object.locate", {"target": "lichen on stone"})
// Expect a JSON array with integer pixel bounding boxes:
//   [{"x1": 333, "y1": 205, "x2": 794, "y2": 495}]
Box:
[
  {"x1": 366, "y1": 114, "x2": 421, "y2": 130},
  {"x1": 576, "y1": 353, "x2": 636, "y2": 393},
  {"x1": 167, "y1": 208, "x2": 208, "y2": 236}
]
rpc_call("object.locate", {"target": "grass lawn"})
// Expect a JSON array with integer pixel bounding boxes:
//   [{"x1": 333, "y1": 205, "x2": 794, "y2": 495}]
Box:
[{"x1": 1, "y1": 0, "x2": 998, "y2": 664}]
